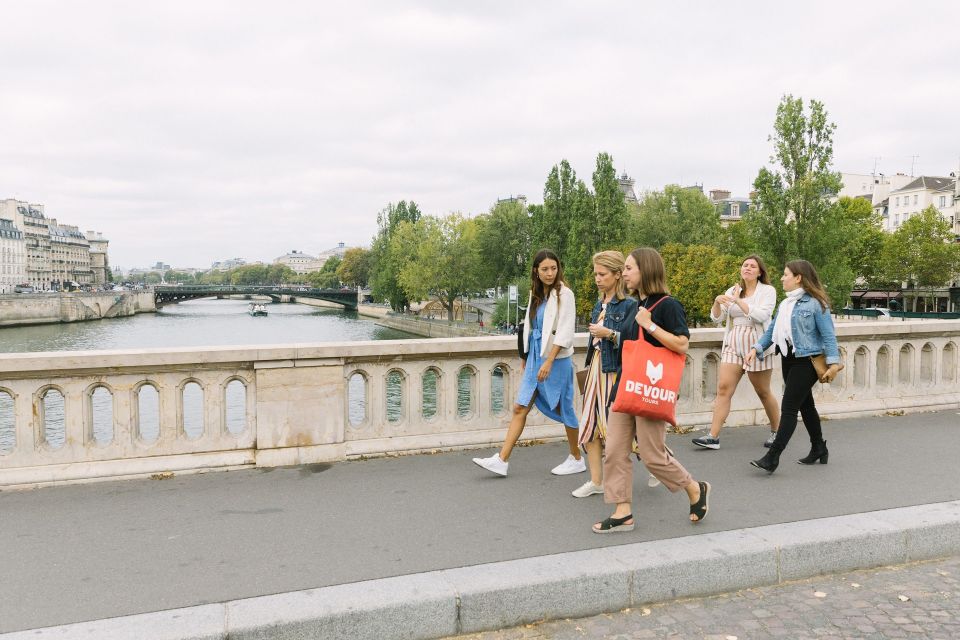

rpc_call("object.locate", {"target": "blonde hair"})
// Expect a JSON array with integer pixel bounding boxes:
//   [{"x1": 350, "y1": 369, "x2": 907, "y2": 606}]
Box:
[
  {"x1": 628, "y1": 247, "x2": 670, "y2": 298},
  {"x1": 592, "y1": 250, "x2": 627, "y2": 300}
]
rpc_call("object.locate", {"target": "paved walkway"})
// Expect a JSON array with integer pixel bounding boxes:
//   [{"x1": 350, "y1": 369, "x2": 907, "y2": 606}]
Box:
[
  {"x1": 447, "y1": 554, "x2": 960, "y2": 639},
  {"x1": 0, "y1": 409, "x2": 958, "y2": 634}
]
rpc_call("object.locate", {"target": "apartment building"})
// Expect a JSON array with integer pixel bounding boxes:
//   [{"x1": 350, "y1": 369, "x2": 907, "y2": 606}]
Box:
[
  {"x1": 0, "y1": 218, "x2": 25, "y2": 293},
  {"x1": 879, "y1": 175, "x2": 958, "y2": 233},
  {"x1": 0, "y1": 199, "x2": 52, "y2": 290},
  {"x1": 0, "y1": 198, "x2": 111, "y2": 290},
  {"x1": 86, "y1": 231, "x2": 110, "y2": 285}
]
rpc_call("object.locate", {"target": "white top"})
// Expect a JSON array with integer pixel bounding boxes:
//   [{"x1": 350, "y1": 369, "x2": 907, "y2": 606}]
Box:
[
  {"x1": 728, "y1": 292, "x2": 758, "y2": 326},
  {"x1": 711, "y1": 282, "x2": 777, "y2": 354},
  {"x1": 521, "y1": 283, "x2": 576, "y2": 359}
]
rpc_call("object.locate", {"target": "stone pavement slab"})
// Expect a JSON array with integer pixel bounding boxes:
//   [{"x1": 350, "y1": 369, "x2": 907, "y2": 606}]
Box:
[
  {"x1": 0, "y1": 409, "x2": 958, "y2": 633},
  {"x1": 447, "y1": 554, "x2": 960, "y2": 640}
]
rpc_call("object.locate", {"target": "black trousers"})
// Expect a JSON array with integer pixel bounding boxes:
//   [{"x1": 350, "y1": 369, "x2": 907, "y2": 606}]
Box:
[{"x1": 771, "y1": 348, "x2": 823, "y2": 450}]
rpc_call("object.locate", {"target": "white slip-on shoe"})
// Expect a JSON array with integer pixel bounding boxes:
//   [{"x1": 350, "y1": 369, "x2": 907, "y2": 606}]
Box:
[
  {"x1": 472, "y1": 453, "x2": 508, "y2": 477},
  {"x1": 551, "y1": 454, "x2": 587, "y2": 476},
  {"x1": 571, "y1": 480, "x2": 604, "y2": 498},
  {"x1": 647, "y1": 474, "x2": 661, "y2": 488}
]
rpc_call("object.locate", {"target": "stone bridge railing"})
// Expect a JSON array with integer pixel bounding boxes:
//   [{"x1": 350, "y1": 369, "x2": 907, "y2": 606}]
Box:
[{"x1": 0, "y1": 320, "x2": 957, "y2": 488}]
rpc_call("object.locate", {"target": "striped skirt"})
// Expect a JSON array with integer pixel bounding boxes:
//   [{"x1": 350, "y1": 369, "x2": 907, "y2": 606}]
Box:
[{"x1": 721, "y1": 324, "x2": 773, "y2": 372}]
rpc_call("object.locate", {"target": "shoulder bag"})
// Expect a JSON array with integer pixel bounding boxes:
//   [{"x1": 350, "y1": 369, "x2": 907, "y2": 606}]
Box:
[{"x1": 610, "y1": 296, "x2": 685, "y2": 426}]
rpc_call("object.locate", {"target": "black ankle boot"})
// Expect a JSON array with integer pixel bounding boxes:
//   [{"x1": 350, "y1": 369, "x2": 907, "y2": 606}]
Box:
[
  {"x1": 798, "y1": 440, "x2": 828, "y2": 465},
  {"x1": 750, "y1": 446, "x2": 782, "y2": 473}
]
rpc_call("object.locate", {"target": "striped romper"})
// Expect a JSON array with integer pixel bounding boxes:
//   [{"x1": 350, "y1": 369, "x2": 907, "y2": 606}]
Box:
[{"x1": 720, "y1": 294, "x2": 773, "y2": 372}]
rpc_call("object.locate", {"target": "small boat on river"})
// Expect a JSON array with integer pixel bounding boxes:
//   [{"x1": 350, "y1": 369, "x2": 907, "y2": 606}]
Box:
[{"x1": 248, "y1": 303, "x2": 268, "y2": 316}]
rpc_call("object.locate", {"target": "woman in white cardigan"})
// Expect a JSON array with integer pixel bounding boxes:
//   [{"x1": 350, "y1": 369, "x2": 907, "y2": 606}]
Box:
[
  {"x1": 473, "y1": 249, "x2": 581, "y2": 477},
  {"x1": 692, "y1": 255, "x2": 781, "y2": 450}
]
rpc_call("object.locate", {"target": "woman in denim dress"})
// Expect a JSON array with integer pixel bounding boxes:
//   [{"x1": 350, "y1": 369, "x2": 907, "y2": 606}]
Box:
[{"x1": 473, "y1": 249, "x2": 580, "y2": 477}]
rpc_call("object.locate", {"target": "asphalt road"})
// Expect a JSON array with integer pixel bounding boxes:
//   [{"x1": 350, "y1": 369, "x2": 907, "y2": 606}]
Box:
[{"x1": 0, "y1": 410, "x2": 958, "y2": 633}]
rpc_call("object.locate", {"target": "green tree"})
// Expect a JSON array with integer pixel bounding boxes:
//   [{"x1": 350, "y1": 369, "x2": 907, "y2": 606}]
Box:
[
  {"x1": 370, "y1": 200, "x2": 422, "y2": 311},
  {"x1": 475, "y1": 199, "x2": 532, "y2": 291},
  {"x1": 393, "y1": 213, "x2": 485, "y2": 322},
  {"x1": 630, "y1": 185, "x2": 723, "y2": 249},
  {"x1": 886, "y1": 206, "x2": 960, "y2": 311},
  {"x1": 660, "y1": 243, "x2": 742, "y2": 326},
  {"x1": 320, "y1": 255, "x2": 341, "y2": 274},
  {"x1": 336, "y1": 248, "x2": 371, "y2": 288},
  {"x1": 744, "y1": 95, "x2": 842, "y2": 269},
  {"x1": 836, "y1": 196, "x2": 888, "y2": 287},
  {"x1": 306, "y1": 270, "x2": 340, "y2": 288},
  {"x1": 565, "y1": 152, "x2": 630, "y2": 286},
  {"x1": 742, "y1": 95, "x2": 860, "y2": 308},
  {"x1": 533, "y1": 160, "x2": 579, "y2": 260}
]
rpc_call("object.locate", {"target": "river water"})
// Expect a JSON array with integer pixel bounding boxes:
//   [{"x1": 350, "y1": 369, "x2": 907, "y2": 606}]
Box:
[{"x1": 0, "y1": 299, "x2": 419, "y2": 451}]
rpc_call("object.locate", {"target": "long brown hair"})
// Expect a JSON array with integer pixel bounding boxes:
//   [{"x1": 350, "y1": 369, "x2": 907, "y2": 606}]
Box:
[
  {"x1": 529, "y1": 249, "x2": 564, "y2": 321},
  {"x1": 628, "y1": 247, "x2": 669, "y2": 298},
  {"x1": 592, "y1": 250, "x2": 627, "y2": 301},
  {"x1": 738, "y1": 254, "x2": 770, "y2": 297},
  {"x1": 785, "y1": 259, "x2": 830, "y2": 310}
]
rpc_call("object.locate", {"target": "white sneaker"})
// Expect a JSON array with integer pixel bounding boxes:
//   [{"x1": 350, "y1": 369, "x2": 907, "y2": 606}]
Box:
[
  {"x1": 472, "y1": 453, "x2": 508, "y2": 477},
  {"x1": 572, "y1": 480, "x2": 604, "y2": 498},
  {"x1": 647, "y1": 474, "x2": 661, "y2": 488},
  {"x1": 551, "y1": 454, "x2": 587, "y2": 476}
]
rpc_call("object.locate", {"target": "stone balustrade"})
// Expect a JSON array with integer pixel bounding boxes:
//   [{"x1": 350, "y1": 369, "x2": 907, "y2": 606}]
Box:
[{"x1": 0, "y1": 320, "x2": 957, "y2": 488}]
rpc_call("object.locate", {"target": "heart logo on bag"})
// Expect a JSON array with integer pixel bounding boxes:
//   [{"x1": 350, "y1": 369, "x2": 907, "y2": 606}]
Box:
[{"x1": 646, "y1": 360, "x2": 663, "y2": 385}]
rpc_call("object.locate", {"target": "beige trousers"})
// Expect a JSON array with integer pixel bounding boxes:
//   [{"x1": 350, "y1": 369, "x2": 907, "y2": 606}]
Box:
[{"x1": 603, "y1": 410, "x2": 693, "y2": 504}]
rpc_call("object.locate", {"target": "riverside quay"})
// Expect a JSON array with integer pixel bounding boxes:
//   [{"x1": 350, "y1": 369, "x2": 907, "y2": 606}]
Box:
[{"x1": 0, "y1": 320, "x2": 958, "y2": 639}]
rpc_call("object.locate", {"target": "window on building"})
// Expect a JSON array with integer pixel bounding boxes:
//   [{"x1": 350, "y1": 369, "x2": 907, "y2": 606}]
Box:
[
  {"x1": 895, "y1": 196, "x2": 900, "y2": 206},
  {"x1": 914, "y1": 194, "x2": 918, "y2": 205},
  {"x1": 730, "y1": 203, "x2": 740, "y2": 217},
  {"x1": 894, "y1": 214, "x2": 899, "y2": 225},
  {"x1": 940, "y1": 196, "x2": 947, "y2": 208}
]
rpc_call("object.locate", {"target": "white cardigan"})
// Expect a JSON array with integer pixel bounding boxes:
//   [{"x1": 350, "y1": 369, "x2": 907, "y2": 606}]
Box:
[
  {"x1": 521, "y1": 284, "x2": 576, "y2": 359},
  {"x1": 711, "y1": 282, "x2": 777, "y2": 353}
]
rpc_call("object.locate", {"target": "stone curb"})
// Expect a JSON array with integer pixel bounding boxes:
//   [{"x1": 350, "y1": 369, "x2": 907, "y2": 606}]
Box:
[{"x1": 5, "y1": 500, "x2": 959, "y2": 640}]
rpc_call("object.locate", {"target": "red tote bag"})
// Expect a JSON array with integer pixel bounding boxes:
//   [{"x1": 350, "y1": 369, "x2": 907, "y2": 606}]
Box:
[{"x1": 610, "y1": 298, "x2": 686, "y2": 426}]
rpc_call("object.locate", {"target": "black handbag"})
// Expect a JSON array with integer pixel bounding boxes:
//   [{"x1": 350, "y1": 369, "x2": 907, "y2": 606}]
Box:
[{"x1": 517, "y1": 322, "x2": 527, "y2": 359}]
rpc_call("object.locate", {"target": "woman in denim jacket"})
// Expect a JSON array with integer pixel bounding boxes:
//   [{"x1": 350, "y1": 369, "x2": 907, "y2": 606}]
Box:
[
  {"x1": 572, "y1": 251, "x2": 638, "y2": 498},
  {"x1": 745, "y1": 259, "x2": 841, "y2": 473}
]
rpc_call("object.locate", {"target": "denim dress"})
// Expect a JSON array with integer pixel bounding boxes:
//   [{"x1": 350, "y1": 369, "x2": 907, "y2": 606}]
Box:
[{"x1": 516, "y1": 303, "x2": 578, "y2": 428}]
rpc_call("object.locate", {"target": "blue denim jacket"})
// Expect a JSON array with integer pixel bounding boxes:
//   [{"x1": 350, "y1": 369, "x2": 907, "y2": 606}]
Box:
[
  {"x1": 753, "y1": 293, "x2": 840, "y2": 364},
  {"x1": 584, "y1": 296, "x2": 638, "y2": 373}
]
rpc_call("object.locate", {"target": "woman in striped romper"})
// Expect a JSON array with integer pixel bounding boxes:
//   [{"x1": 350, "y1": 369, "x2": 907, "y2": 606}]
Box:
[{"x1": 692, "y1": 255, "x2": 780, "y2": 450}]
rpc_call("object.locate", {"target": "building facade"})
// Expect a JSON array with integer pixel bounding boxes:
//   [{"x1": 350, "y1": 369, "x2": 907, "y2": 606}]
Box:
[
  {"x1": 0, "y1": 199, "x2": 53, "y2": 290},
  {"x1": 709, "y1": 189, "x2": 751, "y2": 227},
  {"x1": 878, "y1": 176, "x2": 956, "y2": 232},
  {"x1": 274, "y1": 250, "x2": 320, "y2": 275},
  {"x1": 0, "y1": 218, "x2": 25, "y2": 293},
  {"x1": 86, "y1": 231, "x2": 110, "y2": 285},
  {"x1": 49, "y1": 220, "x2": 93, "y2": 288}
]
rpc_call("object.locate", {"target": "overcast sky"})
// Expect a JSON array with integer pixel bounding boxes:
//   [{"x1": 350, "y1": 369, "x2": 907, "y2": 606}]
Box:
[{"x1": 1, "y1": 1, "x2": 958, "y2": 270}]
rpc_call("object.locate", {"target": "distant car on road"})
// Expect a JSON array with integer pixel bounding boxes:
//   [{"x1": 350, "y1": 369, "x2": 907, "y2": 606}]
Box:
[{"x1": 14, "y1": 284, "x2": 35, "y2": 294}]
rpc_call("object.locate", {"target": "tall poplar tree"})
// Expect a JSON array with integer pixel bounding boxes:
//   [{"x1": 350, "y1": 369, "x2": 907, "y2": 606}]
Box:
[
  {"x1": 369, "y1": 200, "x2": 421, "y2": 311},
  {"x1": 745, "y1": 95, "x2": 854, "y2": 307}
]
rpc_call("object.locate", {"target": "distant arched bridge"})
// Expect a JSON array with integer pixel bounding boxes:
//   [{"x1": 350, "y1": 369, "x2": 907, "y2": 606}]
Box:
[{"x1": 154, "y1": 285, "x2": 358, "y2": 310}]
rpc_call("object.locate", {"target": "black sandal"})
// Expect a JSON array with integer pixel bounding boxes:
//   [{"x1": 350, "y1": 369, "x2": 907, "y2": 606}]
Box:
[
  {"x1": 592, "y1": 513, "x2": 634, "y2": 534},
  {"x1": 689, "y1": 481, "x2": 710, "y2": 523}
]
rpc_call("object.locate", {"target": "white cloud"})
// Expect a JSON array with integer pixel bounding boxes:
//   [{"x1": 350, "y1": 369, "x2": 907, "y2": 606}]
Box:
[{"x1": 0, "y1": 0, "x2": 958, "y2": 268}]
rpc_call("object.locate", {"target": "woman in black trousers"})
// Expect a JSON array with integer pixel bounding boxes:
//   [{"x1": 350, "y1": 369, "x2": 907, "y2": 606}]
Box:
[{"x1": 745, "y1": 260, "x2": 841, "y2": 473}]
